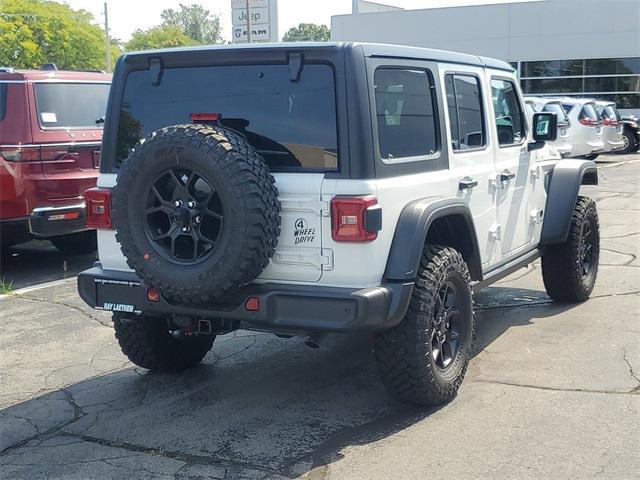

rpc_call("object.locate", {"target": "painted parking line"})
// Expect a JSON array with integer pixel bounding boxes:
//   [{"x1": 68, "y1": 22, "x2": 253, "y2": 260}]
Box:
[
  {"x1": 0, "y1": 277, "x2": 75, "y2": 300},
  {"x1": 598, "y1": 158, "x2": 640, "y2": 169}
]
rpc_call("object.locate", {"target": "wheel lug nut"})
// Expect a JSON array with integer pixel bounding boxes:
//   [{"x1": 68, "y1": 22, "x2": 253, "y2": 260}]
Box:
[
  {"x1": 187, "y1": 201, "x2": 196, "y2": 208},
  {"x1": 174, "y1": 200, "x2": 182, "y2": 207},
  {"x1": 182, "y1": 226, "x2": 190, "y2": 232},
  {"x1": 195, "y1": 216, "x2": 201, "y2": 224}
]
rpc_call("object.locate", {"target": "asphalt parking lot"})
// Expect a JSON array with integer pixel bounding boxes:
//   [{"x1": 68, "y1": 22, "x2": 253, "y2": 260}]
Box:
[{"x1": 0, "y1": 153, "x2": 638, "y2": 480}]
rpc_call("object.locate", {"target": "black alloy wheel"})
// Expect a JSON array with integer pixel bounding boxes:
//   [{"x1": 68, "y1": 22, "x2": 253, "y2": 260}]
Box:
[
  {"x1": 145, "y1": 167, "x2": 224, "y2": 264},
  {"x1": 430, "y1": 280, "x2": 466, "y2": 371}
]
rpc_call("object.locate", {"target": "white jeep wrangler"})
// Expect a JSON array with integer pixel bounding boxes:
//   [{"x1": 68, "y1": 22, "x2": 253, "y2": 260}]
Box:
[{"x1": 79, "y1": 43, "x2": 599, "y2": 406}]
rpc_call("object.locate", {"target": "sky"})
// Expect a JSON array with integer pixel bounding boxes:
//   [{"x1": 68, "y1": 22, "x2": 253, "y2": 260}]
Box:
[{"x1": 59, "y1": 0, "x2": 534, "y2": 43}]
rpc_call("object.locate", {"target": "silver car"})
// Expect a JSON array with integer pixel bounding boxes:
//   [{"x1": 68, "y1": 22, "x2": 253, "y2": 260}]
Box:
[
  {"x1": 559, "y1": 98, "x2": 605, "y2": 159},
  {"x1": 595, "y1": 101, "x2": 625, "y2": 153},
  {"x1": 525, "y1": 97, "x2": 573, "y2": 158}
]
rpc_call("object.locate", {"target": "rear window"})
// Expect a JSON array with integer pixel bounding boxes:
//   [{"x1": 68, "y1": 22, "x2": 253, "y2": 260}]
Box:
[
  {"x1": 542, "y1": 102, "x2": 569, "y2": 123},
  {"x1": 580, "y1": 103, "x2": 600, "y2": 122},
  {"x1": 598, "y1": 105, "x2": 621, "y2": 121},
  {"x1": 0, "y1": 83, "x2": 6, "y2": 121},
  {"x1": 117, "y1": 64, "x2": 338, "y2": 171},
  {"x1": 34, "y1": 83, "x2": 110, "y2": 129}
]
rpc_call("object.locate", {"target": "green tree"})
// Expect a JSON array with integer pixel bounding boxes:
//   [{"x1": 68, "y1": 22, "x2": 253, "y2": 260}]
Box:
[
  {"x1": 160, "y1": 3, "x2": 221, "y2": 44},
  {"x1": 282, "y1": 23, "x2": 330, "y2": 42},
  {"x1": 0, "y1": 0, "x2": 116, "y2": 70},
  {"x1": 124, "y1": 25, "x2": 196, "y2": 51}
]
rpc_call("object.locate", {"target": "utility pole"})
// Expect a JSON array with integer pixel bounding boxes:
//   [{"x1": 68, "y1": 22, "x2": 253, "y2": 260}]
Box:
[
  {"x1": 245, "y1": 0, "x2": 252, "y2": 43},
  {"x1": 104, "y1": 2, "x2": 111, "y2": 72}
]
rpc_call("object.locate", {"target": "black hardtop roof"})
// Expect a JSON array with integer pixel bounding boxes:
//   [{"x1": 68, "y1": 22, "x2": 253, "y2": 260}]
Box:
[{"x1": 121, "y1": 41, "x2": 514, "y2": 73}]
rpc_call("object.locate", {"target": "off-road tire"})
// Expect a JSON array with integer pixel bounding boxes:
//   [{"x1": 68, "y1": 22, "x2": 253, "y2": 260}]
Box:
[
  {"x1": 112, "y1": 124, "x2": 280, "y2": 303},
  {"x1": 374, "y1": 246, "x2": 475, "y2": 406},
  {"x1": 113, "y1": 313, "x2": 215, "y2": 372},
  {"x1": 542, "y1": 196, "x2": 599, "y2": 303},
  {"x1": 50, "y1": 231, "x2": 97, "y2": 255}
]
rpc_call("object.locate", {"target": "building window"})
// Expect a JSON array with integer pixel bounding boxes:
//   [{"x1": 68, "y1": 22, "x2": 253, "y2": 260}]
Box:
[
  {"x1": 445, "y1": 74, "x2": 486, "y2": 151},
  {"x1": 520, "y1": 57, "x2": 640, "y2": 111},
  {"x1": 374, "y1": 68, "x2": 438, "y2": 160},
  {"x1": 491, "y1": 79, "x2": 525, "y2": 147}
]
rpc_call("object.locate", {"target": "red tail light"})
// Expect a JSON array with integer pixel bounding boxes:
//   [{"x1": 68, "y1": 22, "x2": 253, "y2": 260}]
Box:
[
  {"x1": 602, "y1": 118, "x2": 619, "y2": 126},
  {"x1": 0, "y1": 145, "x2": 40, "y2": 161},
  {"x1": 331, "y1": 195, "x2": 380, "y2": 242},
  {"x1": 0, "y1": 145, "x2": 78, "y2": 162},
  {"x1": 85, "y1": 187, "x2": 112, "y2": 229},
  {"x1": 579, "y1": 117, "x2": 599, "y2": 127}
]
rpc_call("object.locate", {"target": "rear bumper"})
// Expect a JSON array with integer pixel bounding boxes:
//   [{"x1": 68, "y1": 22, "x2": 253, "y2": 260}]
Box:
[
  {"x1": 77, "y1": 266, "x2": 414, "y2": 333},
  {"x1": 29, "y1": 203, "x2": 89, "y2": 238}
]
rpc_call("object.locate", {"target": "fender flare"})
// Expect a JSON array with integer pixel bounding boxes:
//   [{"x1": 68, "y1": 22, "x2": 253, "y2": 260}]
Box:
[
  {"x1": 540, "y1": 159, "x2": 598, "y2": 245},
  {"x1": 383, "y1": 198, "x2": 483, "y2": 282}
]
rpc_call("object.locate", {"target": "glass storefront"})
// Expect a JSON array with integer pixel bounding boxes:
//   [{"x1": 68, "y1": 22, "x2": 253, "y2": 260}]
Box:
[{"x1": 519, "y1": 57, "x2": 640, "y2": 110}]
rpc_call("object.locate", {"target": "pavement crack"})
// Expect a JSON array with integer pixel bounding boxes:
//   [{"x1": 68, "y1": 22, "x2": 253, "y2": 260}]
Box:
[
  {"x1": 54, "y1": 432, "x2": 289, "y2": 478},
  {"x1": 622, "y1": 348, "x2": 640, "y2": 392},
  {"x1": 12, "y1": 294, "x2": 110, "y2": 328},
  {"x1": 471, "y1": 379, "x2": 639, "y2": 396}
]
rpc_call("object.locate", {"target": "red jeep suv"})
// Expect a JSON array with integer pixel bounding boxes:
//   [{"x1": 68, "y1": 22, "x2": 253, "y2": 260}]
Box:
[{"x1": 0, "y1": 67, "x2": 111, "y2": 253}]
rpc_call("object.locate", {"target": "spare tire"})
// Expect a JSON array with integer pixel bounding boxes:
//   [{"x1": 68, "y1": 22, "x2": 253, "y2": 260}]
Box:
[{"x1": 112, "y1": 124, "x2": 280, "y2": 303}]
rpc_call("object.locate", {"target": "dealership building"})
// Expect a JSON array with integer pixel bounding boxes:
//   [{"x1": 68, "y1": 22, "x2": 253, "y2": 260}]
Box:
[{"x1": 331, "y1": 0, "x2": 640, "y2": 114}]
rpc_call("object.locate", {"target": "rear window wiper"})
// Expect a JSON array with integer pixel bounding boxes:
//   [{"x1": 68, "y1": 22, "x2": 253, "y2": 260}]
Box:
[{"x1": 95, "y1": 117, "x2": 105, "y2": 125}]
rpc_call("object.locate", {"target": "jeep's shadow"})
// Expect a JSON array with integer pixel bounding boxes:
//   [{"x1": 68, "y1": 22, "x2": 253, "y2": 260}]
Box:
[
  {"x1": 0, "y1": 240, "x2": 97, "y2": 290},
  {"x1": 0, "y1": 286, "x2": 576, "y2": 478}
]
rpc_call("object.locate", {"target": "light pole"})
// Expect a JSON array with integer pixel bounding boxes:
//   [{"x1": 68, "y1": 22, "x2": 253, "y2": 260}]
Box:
[{"x1": 104, "y1": 2, "x2": 111, "y2": 72}]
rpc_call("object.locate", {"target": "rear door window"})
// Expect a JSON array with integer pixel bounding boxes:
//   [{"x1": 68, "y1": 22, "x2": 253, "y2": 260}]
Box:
[
  {"x1": 599, "y1": 105, "x2": 621, "y2": 121},
  {"x1": 444, "y1": 74, "x2": 486, "y2": 151},
  {"x1": 117, "y1": 64, "x2": 338, "y2": 171},
  {"x1": 374, "y1": 68, "x2": 438, "y2": 160},
  {"x1": 34, "y1": 83, "x2": 110, "y2": 129},
  {"x1": 490, "y1": 79, "x2": 526, "y2": 146}
]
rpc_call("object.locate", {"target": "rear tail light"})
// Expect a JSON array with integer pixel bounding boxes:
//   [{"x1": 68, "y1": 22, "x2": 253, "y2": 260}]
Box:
[
  {"x1": 85, "y1": 187, "x2": 112, "y2": 229},
  {"x1": 0, "y1": 145, "x2": 40, "y2": 161},
  {"x1": 579, "y1": 117, "x2": 600, "y2": 127},
  {"x1": 0, "y1": 145, "x2": 77, "y2": 162},
  {"x1": 331, "y1": 195, "x2": 381, "y2": 242},
  {"x1": 602, "y1": 118, "x2": 619, "y2": 126}
]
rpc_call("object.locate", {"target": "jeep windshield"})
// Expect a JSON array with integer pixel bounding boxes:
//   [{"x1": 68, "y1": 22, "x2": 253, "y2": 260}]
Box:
[{"x1": 116, "y1": 63, "x2": 338, "y2": 171}]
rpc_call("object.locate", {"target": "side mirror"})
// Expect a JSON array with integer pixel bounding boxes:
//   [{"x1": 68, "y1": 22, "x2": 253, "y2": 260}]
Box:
[{"x1": 532, "y1": 112, "x2": 558, "y2": 142}]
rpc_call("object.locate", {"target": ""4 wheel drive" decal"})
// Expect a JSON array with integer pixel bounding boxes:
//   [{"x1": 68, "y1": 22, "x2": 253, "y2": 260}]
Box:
[{"x1": 294, "y1": 218, "x2": 316, "y2": 245}]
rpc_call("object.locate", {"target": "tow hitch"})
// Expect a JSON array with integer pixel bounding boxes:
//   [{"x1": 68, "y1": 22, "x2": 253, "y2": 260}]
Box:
[{"x1": 169, "y1": 316, "x2": 213, "y2": 338}]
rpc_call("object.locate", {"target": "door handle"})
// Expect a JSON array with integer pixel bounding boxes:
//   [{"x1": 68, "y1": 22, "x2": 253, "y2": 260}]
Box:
[
  {"x1": 458, "y1": 178, "x2": 478, "y2": 190},
  {"x1": 499, "y1": 170, "x2": 516, "y2": 182}
]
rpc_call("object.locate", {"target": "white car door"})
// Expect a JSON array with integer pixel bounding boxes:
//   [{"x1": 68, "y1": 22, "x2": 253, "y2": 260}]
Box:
[
  {"x1": 441, "y1": 65, "x2": 500, "y2": 268},
  {"x1": 488, "y1": 76, "x2": 535, "y2": 259}
]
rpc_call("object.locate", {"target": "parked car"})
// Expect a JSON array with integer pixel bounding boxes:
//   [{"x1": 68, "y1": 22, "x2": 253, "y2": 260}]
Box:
[
  {"x1": 559, "y1": 98, "x2": 605, "y2": 159},
  {"x1": 594, "y1": 101, "x2": 625, "y2": 154},
  {"x1": 0, "y1": 67, "x2": 111, "y2": 252},
  {"x1": 525, "y1": 96, "x2": 573, "y2": 157},
  {"x1": 617, "y1": 114, "x2": 640, "y2": 154},
  {"x1": 78, "y1": 43, "x2": 599, "y2": 407}
]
